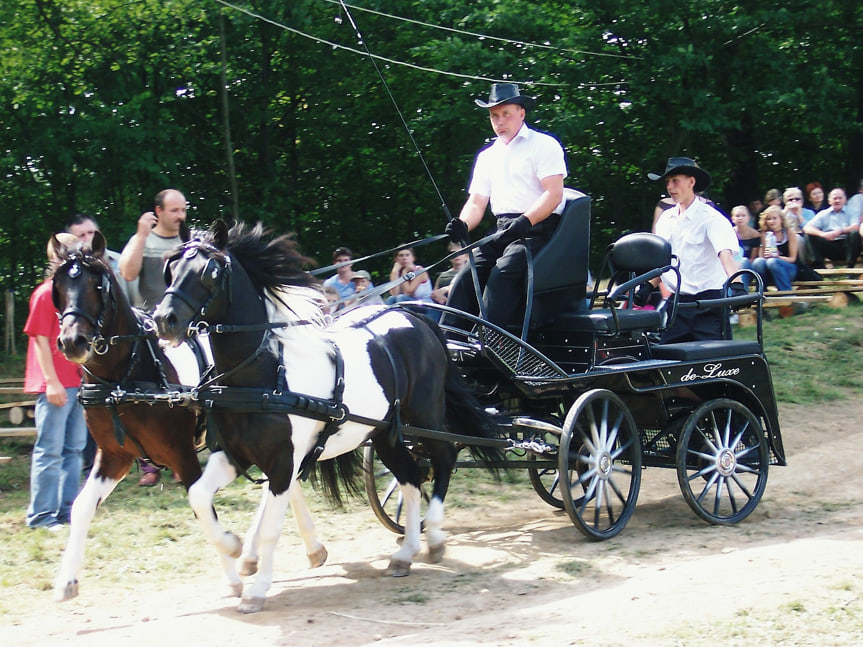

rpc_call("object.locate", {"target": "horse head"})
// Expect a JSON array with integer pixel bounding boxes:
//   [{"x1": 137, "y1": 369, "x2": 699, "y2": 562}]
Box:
[
  {"x1": 154, "y1": 219, "x2": 233, "y2": 346},
  {"x1": 52, "y1": 231, "x2": 116, "y2": 364}
]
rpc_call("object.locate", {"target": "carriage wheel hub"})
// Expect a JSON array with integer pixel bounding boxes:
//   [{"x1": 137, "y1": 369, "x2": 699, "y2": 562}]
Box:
[
  {"x1": 717, "y1": 449, "x2": 736, "y2": 476},
  {"x1": 598, "y1": 452, "x2": 613, "y2": 479}
]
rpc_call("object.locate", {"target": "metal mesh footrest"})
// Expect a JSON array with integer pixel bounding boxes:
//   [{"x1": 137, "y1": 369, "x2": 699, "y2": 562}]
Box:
[{"x1": 477, "y1": 324, "x2": 567, "y2": 380}]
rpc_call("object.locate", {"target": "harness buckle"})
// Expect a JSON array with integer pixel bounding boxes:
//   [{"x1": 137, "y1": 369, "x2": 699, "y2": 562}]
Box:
[
  {"x1": 188, "y1": 320, "x2": 209, "y2": 337},
  {"x1": 93, "y1": 336, "x2": 109, "y2": 356}
]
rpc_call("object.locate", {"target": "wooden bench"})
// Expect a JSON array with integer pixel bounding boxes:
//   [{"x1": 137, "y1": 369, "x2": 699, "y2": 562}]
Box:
[{"x1": 762, "y1": 267, "x2": 863, "y2": 313}]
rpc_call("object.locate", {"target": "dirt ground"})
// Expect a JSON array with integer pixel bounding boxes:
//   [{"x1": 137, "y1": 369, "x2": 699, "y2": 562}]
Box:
[{"x1": 3, "y1": 400, "x2": 862, "y2": 646}]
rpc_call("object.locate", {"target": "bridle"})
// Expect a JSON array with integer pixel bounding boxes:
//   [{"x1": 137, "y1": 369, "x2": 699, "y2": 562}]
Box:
[
  {"x1": 54, "y1": 256, "x2": 124, "y2": 355},
  {"x1": 163, "y1": 241, "x2": 233, "y2": 328}
]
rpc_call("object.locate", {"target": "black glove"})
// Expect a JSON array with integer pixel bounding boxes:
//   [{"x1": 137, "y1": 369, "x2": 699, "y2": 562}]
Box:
[
  {"x1": 444, "y1": 218, "x2": 468, "y2": 243},
  {"x1": 728, "y1": 282, "x2": 749, "y2": 311},
  {"x1": 495, "y1": 214, "x2": 532, "y2": 245},
  {"x1": 728, "y1": 282, "x2": 748, "y2": 299},
  {"x1": 633, "y1": 283, "x2": 654, "y2": 307}
]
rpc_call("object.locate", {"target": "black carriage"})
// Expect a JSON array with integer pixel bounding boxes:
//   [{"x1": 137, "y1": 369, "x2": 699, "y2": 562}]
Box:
[{"x1": 365, "y1": 189, "x2": 786, "y2": 540}]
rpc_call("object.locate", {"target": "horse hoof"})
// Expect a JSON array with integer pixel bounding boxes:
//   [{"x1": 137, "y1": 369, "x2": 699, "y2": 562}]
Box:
[
  {"x1": 54, "y1": 580, "x2": 79, "y2": 602},
  {"x1": 428, "y1": 542, "x2": 446, "y2": 564},
  {"x1": 238, "y1": 558, "x2": 258, "y2": 577},
  {"x1": 386, "y1": 559, "x2": 411, "y2": 577},
  {"x1": 238, "y1": 597, "x2": 266, "y2": 614},
  {"x1": 224, "y1": 532, "x2": 242, "y2": 559},
  {"x1": 308, "y1": 546, "x2": 328, "y2": 569}
]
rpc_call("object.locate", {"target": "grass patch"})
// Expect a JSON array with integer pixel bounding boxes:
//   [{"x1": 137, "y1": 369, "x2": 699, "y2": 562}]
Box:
[{"x1": 736, "y1": 303, "x2": 863, "y2": 404}]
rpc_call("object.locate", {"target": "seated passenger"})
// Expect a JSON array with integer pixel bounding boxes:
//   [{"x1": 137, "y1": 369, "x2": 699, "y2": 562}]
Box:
[
  {"x1": 648, "y1": 157, "x2": 746, "y2": 343},
  {"x1": 752, "y1": 205, "x2": 798, "y2": 291},
  {"x1": 444, "y1": 82, "x2": 567, "y2": 327}
]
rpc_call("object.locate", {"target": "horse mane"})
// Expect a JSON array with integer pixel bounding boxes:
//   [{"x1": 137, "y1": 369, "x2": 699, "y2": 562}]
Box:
[{"x1": 199, "y1": 221, "x2": 328, "y2": 327}]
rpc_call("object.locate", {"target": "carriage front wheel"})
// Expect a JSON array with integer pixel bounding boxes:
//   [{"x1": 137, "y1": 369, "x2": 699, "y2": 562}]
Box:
[
  {"x1": 362, "y1": 443, "x2": 430, "y2": 535},
  {"x1": 675, "y1": 398, "x2": 769, "y2": 525},
  {"x1": 559, "y1": 389, "x2": 642, "y2": 540}
]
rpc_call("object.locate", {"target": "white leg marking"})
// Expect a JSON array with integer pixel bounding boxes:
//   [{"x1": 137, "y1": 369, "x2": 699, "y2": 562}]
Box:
[
  {"x1": 54, "y1": 473, "x2": 119, "y2": 602},
  {"x1": 424, "y1": 497, "x2": 447, "y2": 563},
  {"x1": 387, "y1": 484, "x2": 421, "y2": 577},
  {"x1": 238, "y1": 485, "x2": 292, "y2": 613},
  {"x1": 290, "y1": 486, "x2": 327, "y2": 568},
  {"x1": 188, "y1": 452, "x2": 243, "y2": 595},
  {"x1": 238, "y1": 486, "x2": 268, "y2": 577}
]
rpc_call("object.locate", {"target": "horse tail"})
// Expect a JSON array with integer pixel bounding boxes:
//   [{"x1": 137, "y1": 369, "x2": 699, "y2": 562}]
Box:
[
  {"x1": 306, "y1": 449, "x2": 364, "y2": 508},
  {"x1": 442, "y1": 363, "x2": 506, "y2": 475},
  {"x1": 419, "y1": 318, "x2": 505, "y2": 476}
]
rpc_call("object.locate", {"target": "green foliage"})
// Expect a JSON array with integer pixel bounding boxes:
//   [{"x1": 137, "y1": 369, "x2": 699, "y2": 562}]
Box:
[{"x1": 2, "y1": 0, "x2": 863, "y2": 329}]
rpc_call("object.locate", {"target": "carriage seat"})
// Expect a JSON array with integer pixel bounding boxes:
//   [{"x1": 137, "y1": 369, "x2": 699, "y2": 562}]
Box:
[
  {"x1": 524, "y1": 188, "x2": 591, "y2": 327},
  {"x1": 556, "y1": 232, "x2": 674, "y2": 336},
  {"x1": 650, "y1": 339, "x2": 762, "y2": 361}
]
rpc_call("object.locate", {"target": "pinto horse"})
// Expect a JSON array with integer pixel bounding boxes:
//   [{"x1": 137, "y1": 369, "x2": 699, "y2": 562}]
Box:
[
  {"x1": 153, "y1": 220, "x2": 505, "y2": 613},
  {"x1": 49, "y1": 232, "x2": 327, "y2": 604}
]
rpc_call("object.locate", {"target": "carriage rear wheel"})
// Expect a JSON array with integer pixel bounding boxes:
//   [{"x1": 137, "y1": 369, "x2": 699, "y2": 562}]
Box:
[
  {"x1": 558, "y1": 389, "x2": 642, "y2": 540},
  {"x1": 528, "y1": 453, "x2": 564, "y2": 509},
  {"x1": 362, "y1": 443, "x2": 430, "y2": 535},
  {"x1": 675, "y1": 398, "x2": 769, "y2": 525}
]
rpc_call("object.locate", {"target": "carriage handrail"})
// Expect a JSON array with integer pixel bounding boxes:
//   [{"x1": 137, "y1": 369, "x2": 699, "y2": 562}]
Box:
[{"x1": 673, "y1": 269, "x2": 765, "y2": 345}]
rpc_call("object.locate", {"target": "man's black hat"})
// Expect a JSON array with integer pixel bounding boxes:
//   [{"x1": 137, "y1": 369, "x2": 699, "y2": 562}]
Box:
[
  {"x1": 475, "y1": 83, "x2": 536, "y2": 110},
  {"x1": 648, "y1": 157, "x2": 712, "y2": 192}
]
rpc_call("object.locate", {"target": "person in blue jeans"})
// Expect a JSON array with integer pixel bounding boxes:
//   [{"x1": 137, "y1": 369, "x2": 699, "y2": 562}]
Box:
[
  {"x1": 752, "y1": 205, "x2": 799, "y2": 291},
  {"x1": 23, "y1": 233, "x2": 88, "y2": 530}
]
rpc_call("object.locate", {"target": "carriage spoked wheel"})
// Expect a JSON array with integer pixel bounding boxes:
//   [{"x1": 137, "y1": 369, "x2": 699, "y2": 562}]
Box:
[
  {"x1": 362, "y1": 443, "x2": 431, "y2": 535},
  {"x1": 675, "y1": 398, "x2": 769, "y2": 526},
  {"x1": 558, "y1": 389, "x2": 642, "y2": 540}
]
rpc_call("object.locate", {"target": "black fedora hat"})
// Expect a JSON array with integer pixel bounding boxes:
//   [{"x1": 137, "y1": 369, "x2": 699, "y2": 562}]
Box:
[
  {"x1": 475, "y1": 83, "x2": 536, "y2": 110},
  {"x1": 647, "y1": 157, "x2": 711, "y2": 192}
]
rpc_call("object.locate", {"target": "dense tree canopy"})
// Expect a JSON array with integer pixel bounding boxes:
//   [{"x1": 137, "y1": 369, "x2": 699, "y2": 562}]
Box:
[{"x1": 3, "y1": 0, "x2": 863, "y2": 334}]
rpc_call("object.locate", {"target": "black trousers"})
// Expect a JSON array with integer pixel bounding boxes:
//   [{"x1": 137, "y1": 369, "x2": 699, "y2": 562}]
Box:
[
  {"x1": 445, "y1": 216, "x2": 556, "y2": 327},
  {"x1": 806, "y1": 231, "x2": 862, "y2": 269},
  {"x1": 660, "y1": 289, "x2": 729, "y2": 344}
]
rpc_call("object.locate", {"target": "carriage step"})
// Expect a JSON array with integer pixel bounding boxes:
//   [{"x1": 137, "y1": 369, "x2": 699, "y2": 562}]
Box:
[{"x1": 509, "y1": 439, "x2": 557, "y2": 455}]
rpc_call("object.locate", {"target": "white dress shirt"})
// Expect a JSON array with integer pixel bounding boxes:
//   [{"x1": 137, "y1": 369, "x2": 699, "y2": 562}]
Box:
[
  {"x1": 656, "y1": 199, "x2": 738, "y2": 295},
  {"x1": 468, "y1": 123, "x2": 567, "y2": 216}
]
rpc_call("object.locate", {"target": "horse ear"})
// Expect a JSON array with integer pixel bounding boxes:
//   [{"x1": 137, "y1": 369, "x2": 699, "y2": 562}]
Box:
[
  {"x1": 211, "y1": 219, "x2": 229, "y2": 249},
  {"x1": 50, "y1": 234, "x2": 66, "y2": 261},
  {"x1": 90, "y1": 231, "x2": 107, "y2": 258}
]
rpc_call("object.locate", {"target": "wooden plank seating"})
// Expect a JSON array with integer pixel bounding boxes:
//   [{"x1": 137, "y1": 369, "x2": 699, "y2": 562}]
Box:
[
  {"x1": 0, "y1": 427, "x2": 37, "y2": 438},
  {"x1": 760, "y1": 265, "x2": 863, "y2": 315}
]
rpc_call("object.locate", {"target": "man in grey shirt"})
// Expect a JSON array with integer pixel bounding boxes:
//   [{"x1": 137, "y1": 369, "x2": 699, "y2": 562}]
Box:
[
  {"x1": 119, "y1": 189, "x2": 188, "y2": 312},
  {"x1": 118, "y1": 188, "x2": 189, "y2": 486}
]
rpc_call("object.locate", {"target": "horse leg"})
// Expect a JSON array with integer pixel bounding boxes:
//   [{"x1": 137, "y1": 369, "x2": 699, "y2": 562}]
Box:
[
  {"x1": 237, "y1": 486, "x2": 268, "y2": 576},
  {"x1": 290, "y1": 485, "x2": 327, "y2": 568},
  {"x1": 424, "y1": 443, "x2": 457, "y2": 564},
  {"x1": 238, "y1": 486, "x2": 292, "y2": 614},
  {"x1": 239, "y1": 484, "x2": 327, "y2": 576},
  {"x1": 187, "y1": 451, "x2": 244, "y2": 597},
  {"x1": 53, "y1": 453, "x2": 126, "y2": 602},
  {"x1": 386, "y1": 484, "x2": 422, "y2": 576},
  {"x1": 372, "y1": 438, "x2": 423, "y2": 577}
]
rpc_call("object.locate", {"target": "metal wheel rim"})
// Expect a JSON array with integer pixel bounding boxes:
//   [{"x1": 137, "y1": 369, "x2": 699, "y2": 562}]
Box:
[
  {"x1": 676, "y1": 398, "x2": 769, "y2": 525},
  {"x1": 558, "y1": 389, "x2": 642, "y2": 540}
]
